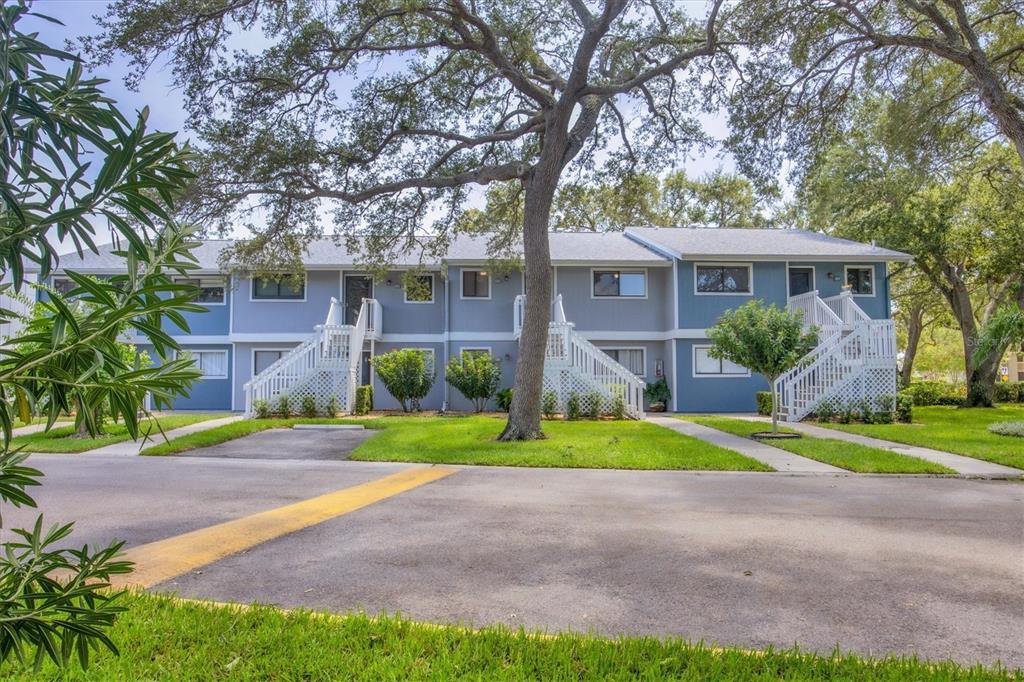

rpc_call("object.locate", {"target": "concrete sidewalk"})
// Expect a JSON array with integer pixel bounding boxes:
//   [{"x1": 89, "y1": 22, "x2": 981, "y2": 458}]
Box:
[
  {"x1": 646, "y1": 416, "x2": 845, "y2": 473},
  {"x1": 82, "y1": 415, "x2": 243, "y2": 456},
  {"x1": 759, "y1": 419, "x2": 1023, "y2": 477}
]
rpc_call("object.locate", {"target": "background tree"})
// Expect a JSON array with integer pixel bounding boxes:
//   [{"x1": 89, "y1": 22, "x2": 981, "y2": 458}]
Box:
[
  {"x1": 88, "y1": 0, "x2": 731, "y2": 440},
  {"x1": 707, "y1": 300, "x2": 818, "y2": 433},
  {"x1": 658, "y1": 168, "x2": 775, "y2": 227},
  {"x1": 802, "y1": 96, "x2": 1024, "y2": 406},
  {"x1": 888, "y1": 265, "x2": 951, "y2": 387},
  {"x1": 0, "y1": 4, "x2": 201, "y2": 669}
]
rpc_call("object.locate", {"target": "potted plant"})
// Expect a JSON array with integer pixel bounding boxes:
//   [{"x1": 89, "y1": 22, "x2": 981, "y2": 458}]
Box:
[{"x1": 644, "y1": 377, "x2": 671, "y2": 412}]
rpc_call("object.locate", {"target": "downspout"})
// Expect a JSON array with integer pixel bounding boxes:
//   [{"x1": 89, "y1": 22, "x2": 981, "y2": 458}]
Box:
[{"x1": 442, "y1": 268, "x2": 449, "y2": 410}]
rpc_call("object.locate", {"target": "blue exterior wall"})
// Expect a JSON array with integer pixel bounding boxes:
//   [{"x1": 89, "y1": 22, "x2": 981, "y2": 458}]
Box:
[
  {"x1": 232, "y1": 341, "x2": 300, "y2": 410},
  {"x1": 179, "y1": 278, "x2": 231, "y2": 335},
  {"x1": 232, "y1": 271, "x2": 338, "y2": 333},
  {"x1": 139, "y1": 343, "x2": 233, "y2": 410},
  {"x1": 674, "y1": 339, "x2": 768, "y2": 413},
  {"x1": 677, "y1": 261, "x2": 787, "y2": 329},
  {"x1": 447, "y1": 266, "x2": 521, "y2": 333},
  {"x1": 556, "y1": 266, "x2": 670, "y2": 332},
  {"x1": 372, "y1": 270, "x2": 444, "y2": 334},
  {"x1": 446, "y1": 340, "x2": 519, "y2": 412},
  {"x1": 787, "y1": 261, "x2": 889, "y2": 319}
]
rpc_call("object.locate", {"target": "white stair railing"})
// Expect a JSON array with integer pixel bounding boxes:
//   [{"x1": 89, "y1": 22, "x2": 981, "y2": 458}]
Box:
[
  {"x1": 243, "y1": 297, "x2": 379, "y2": 416},
  {"x1": 776, "y1": 291, "x2": 897, "y2": 422}
]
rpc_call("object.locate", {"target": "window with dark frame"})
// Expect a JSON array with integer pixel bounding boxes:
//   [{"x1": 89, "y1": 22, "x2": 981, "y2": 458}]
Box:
[
  {"x1": 846, "y1": 267, "x2": 874, "y2": 295},
  {"x1": 176, "y1": 277, "x2": 226, "y2": 304},
  {"x1": 405, "y1": 274, "x2": 434, "y2": 302},
  {"x1": 462, "y1": 270, "x2": 490, "y2": 298},
  {"x1": 253, "y1": 350, "x2": 285, "y2": 374},
  {"x1": 592, "y1": 270, "x2": 646, "y2": 297},
  {"x1": 252, "y1": 275, "x2": 305, "y2": 300},
  {"x1": 696, "y1": 265, "x2": 751, "y2": 293},
  {"x1": 601, "y1": 348, "x2": 645, "y2": 376}
]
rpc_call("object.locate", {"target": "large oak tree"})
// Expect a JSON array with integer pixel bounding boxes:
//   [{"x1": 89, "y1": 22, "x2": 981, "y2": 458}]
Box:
[{"x1": 87, "y1": 0, "x2": 731, "y2": 439}]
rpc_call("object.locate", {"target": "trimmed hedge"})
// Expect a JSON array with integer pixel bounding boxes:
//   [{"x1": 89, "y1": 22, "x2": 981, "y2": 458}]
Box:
[
  {"x1": 354, "y1": 384, "x2": 373, "y2": 415},
  {"x1": 898, "y1": 381, "x2": 965, "y2": 407},
  {"x1": 755, "y1": 391, "x2": 772, "y2": 416}
]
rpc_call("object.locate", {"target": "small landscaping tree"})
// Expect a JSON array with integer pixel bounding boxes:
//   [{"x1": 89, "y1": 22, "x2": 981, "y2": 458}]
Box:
[
  {"x1": 445, "y1": 352, "x2": 501, "y2": 413},
  {"x1": 372, "y1": 350, "x2": 434, "y2": 413},
  {"x1": 707, "y1": 301, "x2": 818, "y2": 433}
]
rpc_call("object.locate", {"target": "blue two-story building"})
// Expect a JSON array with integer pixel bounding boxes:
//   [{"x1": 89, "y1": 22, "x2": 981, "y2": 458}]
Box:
[{"x1": 46, "y1": 227, "x2": 910, "y2": 418}]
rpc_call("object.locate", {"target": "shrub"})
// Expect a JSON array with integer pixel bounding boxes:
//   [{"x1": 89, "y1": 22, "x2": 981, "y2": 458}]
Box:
[
  {"x1": 542, "y1": 391, "x2": 558, "y2": 419},
  {"x1": 874, "y1": 395, "x2": 895, "y2": 424},
  {"x1": 611, "y1": 394, "x2": 627, "y2": 420},
  {"x1": 253, "y1": 399, "x2": 271, "y2": 419},
  {"x1": 326, "y1": 395, "x2": 340, "y2": 418},
  {"x1": 495, "y1": 388, "x2": 513, "y2": 412},
  {"x1": 988, "y1": 420, "x2": 1024, "y2": 437},
  {"x1": 301, "y1": 394, "x2": 318, "y2": 418},
  {"x1": 994, "y1": 381, "x2": 1023, "y2": 403},
  {"x1": 583, "y1": 391, "x2": 603, "y2": 419},
  {"x1": 755, "y1": 391, "x2": 772, "y2": 416},
  {"x1": 565, "y1": 392, "x2": 581, "y2": 420},
  {"x1": 899, "y1": 381, "x2": 965, "y2": 407},
  {"x1": 815, "y1": 398, "x2": 836, "y2": 423},
  {"x1": 858, "y1": 399, "x2": 875, "y2": 424},
  {"x1": 644, "y1": 377, "x2": 671, "y2": 406},
  {"x1": 837, "y1": 400, "x2": 856, "y2": 424},
  {"x1": 371, "y1": 349, "x2": 434, "y2": 412},
  {"x1": 354, "y1": 385, "x2": 373, "y2": 416},
  {"x1": 896, "y1": 394, "x2": 913, "y2": 423},
  {"x1": 445, "y1": 352, "x2": 502, "y2": 412},
  {"x1": 277, "y1": 394, "x2": 292, "y2": 418}
]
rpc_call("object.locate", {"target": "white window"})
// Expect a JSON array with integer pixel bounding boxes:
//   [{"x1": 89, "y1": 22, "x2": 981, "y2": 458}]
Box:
[
  {"x1": 695, "y1": 263, "x2": 753, "y2": 295},
  {"x1": 175, "y1": 277, "x2": 227, "y2": 304},
  {"x1": 844, "y1": 266, "x2": 875, "y2": 296},
  {"x1": 252, "y1": 275, "x2": 305, "y2": 300},
  {"x1": 600, "y1": 347, "x2": 645, "y2": 377},
  {"x1": 592, "y1": 269, "x2": 646, "y2": 298},
  {"x1": 253, "y1": 349, "x2": 288, "y2": 375},
  {"x1": 693, "y1": 345, "x2": 749, "y2": 377},
  {"x1": 460, "y1": 347, "x2": 491, "y2": 359},
  {"x1": 178, "y1": 350, "x2": 229, "y2": 379},
  {"x1": 404, "y1": 274, "x2": 434, "y2": 303},
  {"x1": 461, "y1": 270, "x2": 491, "y2": 299}
]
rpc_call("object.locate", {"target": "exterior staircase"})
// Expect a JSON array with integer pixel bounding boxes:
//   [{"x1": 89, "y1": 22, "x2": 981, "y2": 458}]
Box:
[
  {"x1": 775, "y1": 289, "x2": 897, "y2": 422},
  {"x1": 513, "y1": 294, "x2": 646, "y2": 419},
  {"x1": 243, "y1": 297, "x2": 380, "y2": 416}
]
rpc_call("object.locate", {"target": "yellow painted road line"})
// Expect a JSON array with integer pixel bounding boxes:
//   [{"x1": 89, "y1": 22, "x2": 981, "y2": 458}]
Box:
[{"x1": 116, "y1": 465, "x2": 458, "y2": 589}]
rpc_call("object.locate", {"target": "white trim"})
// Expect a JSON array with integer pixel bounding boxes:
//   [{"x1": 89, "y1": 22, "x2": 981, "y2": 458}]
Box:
[
  {"x1": 786, "y1": 265, "x2": 815, "y2": 299},
  {"x1": 442, "y1": 258, "x2": 670, "y2": 267},
  {"x1": 576, "y1": 330, "x2": 664, "y2": 342},
  {"x1": 175, "y1": 348, "x2": 230, "y2": 379},
  {"x1": 448, "y1": 331, "x2": 516, "y2": 342},
  {"x1": 129, "y1": 334, "x2": 232, "y2": 345},
  {"x1": 693, "y1": 262, "x2": 754, "y2": 296},
  {"x1": 459, "y1": 268, "x2": 492, "y2": 300},
  {"x1": 593, "y1": 345, "x2": 647, "y2": 378},
  {"x1": 230, "y1": 333, "x2": 316, "y2": 343},
  {"x1": 672, "y1": 260, "x2": 679, "y2": 329},
  {"x1": 590, "y1": 267, "x2": 648, "y2": 299},
  {"x1": 230, "y1": 342, "x2": 236, "y2": 411},
  {"x1": 844, "y1": 264, "x2": 877, "y2": 297},
  {"x1": 403, "y1": 273, "x2": 435, "y2": 304},
  {"x1": 669, "y1": 339, "x2": 677, "y2": 412},
  {"x1": 249, "y1": 274, "x2": 308, "y2": 302},
  {"x1": 691, "y1": 344, "x2": 751, "y2": 378},
  {"x1": 380, "y1": 333, "x2": 446, "y2": 343},
  {"x1": 174, "y1": 276, "x2": 228, "y2": 306}
]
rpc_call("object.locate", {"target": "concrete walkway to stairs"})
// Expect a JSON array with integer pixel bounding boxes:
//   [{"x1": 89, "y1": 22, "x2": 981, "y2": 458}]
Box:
[
  {"x1": 646, "y1": 416, "x2": 845, "y2": 474},
  {"x1": 733, "y1": 416, "x2": 1022, "y2": 477},
  {"x1": 81, "y1": 415, "x2": 243, "y2": 456}
]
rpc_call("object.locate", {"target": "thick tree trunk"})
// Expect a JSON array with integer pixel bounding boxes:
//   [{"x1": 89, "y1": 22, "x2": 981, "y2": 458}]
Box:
[
  {"x1": 900, "y1": 305, "x2": 924, "y2": 388},
  {"x1": 942, "y1": 272, "x2": 996, "y2": 407},
  {"x1": 499, "y1": 174, "x2": 556, "y2": 441}
]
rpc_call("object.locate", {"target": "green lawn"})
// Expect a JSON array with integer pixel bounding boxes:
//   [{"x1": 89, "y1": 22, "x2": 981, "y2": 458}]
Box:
[
  {"x1": 146, "y1": 414, "x2": 770, "y2": 471},
  {"x1": 142, "y1": 417, "x2": 378, "y2": 455},
  {"x1": 682, "y1": 416, "x2": 955, "y2": 474},
  {"x1": 822, "y1": 405, "x2": 1024, "y2": 471},
  {"x1": 11, "y1": 413, "x2": 227, "y2": 453},
  {"x1": 2, "y1": 593, "x2": 1014, "y2": 681}
]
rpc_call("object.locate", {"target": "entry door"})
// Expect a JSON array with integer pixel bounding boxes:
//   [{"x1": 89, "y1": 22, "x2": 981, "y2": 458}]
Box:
[
  {"x1": 344, "y1": 275, "x2": 373, "y2": 325},
  {"x1": 788, "y1": 267, "x2": 814, "y2": 297}
]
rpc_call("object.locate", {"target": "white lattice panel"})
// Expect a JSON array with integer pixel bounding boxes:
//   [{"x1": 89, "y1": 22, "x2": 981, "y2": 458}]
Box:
[{"x1": 542, "y1": 368, "x2": 624, "y2": 416}]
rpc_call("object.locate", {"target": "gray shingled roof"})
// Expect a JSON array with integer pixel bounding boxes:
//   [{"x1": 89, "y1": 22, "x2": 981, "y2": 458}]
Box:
[
  {"x1": 626, "y1": 227, "x2": 912, "y2": 261},
  {"x1": 51, "y1": 231, "x2": 669, "y2": 272}
]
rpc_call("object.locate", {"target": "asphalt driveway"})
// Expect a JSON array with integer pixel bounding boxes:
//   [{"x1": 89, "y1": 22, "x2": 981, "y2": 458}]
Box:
[
  {"x1": 174, "y1": 426, "x2": 375, "y2": 460},
  {"x1": 13, "y1": 454, "x2": 1024, "y2": 669}
]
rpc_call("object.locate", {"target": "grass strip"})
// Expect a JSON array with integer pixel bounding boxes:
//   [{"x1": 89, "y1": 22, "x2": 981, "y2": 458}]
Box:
[
  {"x1": 683, "y1": 416, "x2": 955, "y2": 474},
  {"x1": 823, "y1": 405, "x2": 1024, "y2": 471},
  {"x1": 1, "y1": 592, "x2": 1015, "y2": 680},
  {"x1": 11, "y1": 413, "x2": 228, "y2": 453}
]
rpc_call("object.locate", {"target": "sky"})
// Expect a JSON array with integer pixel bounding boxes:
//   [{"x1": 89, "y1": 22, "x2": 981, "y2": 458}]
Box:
[{"x1": 26, "y1": 0, "x2": 747, "y2": 239}]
